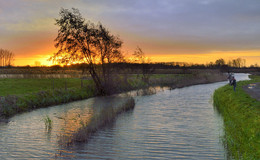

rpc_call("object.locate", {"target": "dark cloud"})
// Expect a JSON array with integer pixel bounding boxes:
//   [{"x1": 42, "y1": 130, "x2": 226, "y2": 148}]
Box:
[{"x1": 75, "y1": 0, "x2": 260, "y2": 53}]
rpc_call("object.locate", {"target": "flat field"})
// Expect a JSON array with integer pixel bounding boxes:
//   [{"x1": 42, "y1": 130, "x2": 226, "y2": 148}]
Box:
[{"x1": 0, "y1": 78, "x2": 92, "y2": 96}]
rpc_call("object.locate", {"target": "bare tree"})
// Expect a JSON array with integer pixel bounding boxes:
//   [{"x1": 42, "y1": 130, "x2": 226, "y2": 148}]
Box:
[
  {"x1": 233, "y1": 58, "x2": 241, "y2": 68},
  {"x1": 227, "y1": 58, "x2": 246, "y2": 68},
  {"x1": 133, "y1": 46, "x2": 146, "y2": 63},
  {"x1": 242, "y1": 59, "x2": 246, "y2": 67},
  {"x1": 215, "y1": 58, "x2": 225, "y2": 66},
  {"x1": 133, "y1": 46, "x2": 153, "y2": 83},
  {"x1": 49, "y1": 8, "x2": 124, "y2": 95},
  {"x1": 0, "y1": 49, "x2": 14, "y2": 67}
]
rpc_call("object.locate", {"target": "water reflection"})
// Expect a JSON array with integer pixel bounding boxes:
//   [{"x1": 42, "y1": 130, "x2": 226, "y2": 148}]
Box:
[
  {"x1": 0, "y1": 96, "x2": 133, "y2": 159},
  {"x1": 56, "y1": 106, "x2": 94, "y2": 146}
]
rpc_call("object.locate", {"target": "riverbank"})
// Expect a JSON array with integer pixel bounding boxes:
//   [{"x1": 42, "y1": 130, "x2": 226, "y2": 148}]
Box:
[
  {"x1": 0, "y1": 70, "x2": 226, "y2": 120},
  {"x1": 213, "y1": 75, "x2": 260, "y2": 160}
]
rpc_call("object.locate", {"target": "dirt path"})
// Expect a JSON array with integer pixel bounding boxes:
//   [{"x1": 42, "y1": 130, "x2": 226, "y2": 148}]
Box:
[{"x1": 242, "y1": 82, "x2": 260, "y2": 101}]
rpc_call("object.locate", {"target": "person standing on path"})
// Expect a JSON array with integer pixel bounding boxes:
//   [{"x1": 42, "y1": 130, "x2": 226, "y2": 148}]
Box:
[
  {"x1": 227, "y1": 72, "x2": 234, "y2": 85},
  {"x1": 231, "y1": 77, "x2": 237, "y2": 91}
]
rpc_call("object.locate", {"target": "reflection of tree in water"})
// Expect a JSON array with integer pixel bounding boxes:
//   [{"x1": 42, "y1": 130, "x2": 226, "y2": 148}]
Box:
[
  {"x1": 57, "y1": 96, "x2": 135, "y2": 147},
  {"x1": 57, "y1": 105, "x2": 94, "y2": 146}
]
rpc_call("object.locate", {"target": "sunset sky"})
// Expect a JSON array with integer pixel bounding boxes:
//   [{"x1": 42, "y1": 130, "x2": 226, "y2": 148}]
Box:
[{"x1": 0, "y1": 0, "x2": 260, "y2": 66}]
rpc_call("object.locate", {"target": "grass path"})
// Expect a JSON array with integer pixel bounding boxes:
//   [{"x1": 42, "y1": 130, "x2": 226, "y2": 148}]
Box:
[{"x1": 213, "y1": 75, "x2": 260, "y2": 160}]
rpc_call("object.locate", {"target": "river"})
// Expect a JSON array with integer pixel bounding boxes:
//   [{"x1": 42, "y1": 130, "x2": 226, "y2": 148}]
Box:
[{"x1": 0, "y1": 73, "x2": 249, "y2": 159}]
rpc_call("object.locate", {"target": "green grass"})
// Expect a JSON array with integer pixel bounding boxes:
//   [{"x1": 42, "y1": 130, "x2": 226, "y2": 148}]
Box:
[
  {"x1": 0, "y1": 87, "x2": 96, "y2": 118},
  {"x1": 0, "y1": 78, "x2": 93, "y2": 96},
  {"x1": 0, "y1": 75, "x2": 176, "y2": 96},
  {"x1": 0, "y1": 78, "x2": 95, "y2": 118},
  {"x1": 249, "y1": 74, "x2": 260, "y2": 81},
  {"x1": 213, "y1": 75, "x2": 260, "y2": 159}
]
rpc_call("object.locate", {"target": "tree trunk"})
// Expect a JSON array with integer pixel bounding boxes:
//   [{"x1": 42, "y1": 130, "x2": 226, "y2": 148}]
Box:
[{"x1": 89, "y1": 66, "x2": 106, "y2": 95}]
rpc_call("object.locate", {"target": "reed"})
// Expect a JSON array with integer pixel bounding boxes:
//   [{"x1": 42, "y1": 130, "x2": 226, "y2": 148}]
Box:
[{"x1": 42, "y1": 115, "x2": 53, "y2": 131}]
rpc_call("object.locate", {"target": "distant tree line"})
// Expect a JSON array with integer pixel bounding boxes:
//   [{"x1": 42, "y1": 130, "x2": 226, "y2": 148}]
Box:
[
  {"x1": 213, "y1": 58, "x2": 246, "y2": 68},
  {"x1": 0, "y1": 49, "x2": 14, "y2": 67},
  {"x1": 47, "y1": 56, "x2": 256, "y2": 71},
  {"x1": 161, "y1": 58, "x2": 246, "y2": 68},
  {"x1": 58, "y1": 57, "x2": 251, "y2": 71}
]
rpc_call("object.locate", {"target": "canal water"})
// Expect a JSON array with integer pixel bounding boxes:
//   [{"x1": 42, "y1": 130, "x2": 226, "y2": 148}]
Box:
[{"x1": 0, "y1": 74, "x2": 249, "y2": 159}]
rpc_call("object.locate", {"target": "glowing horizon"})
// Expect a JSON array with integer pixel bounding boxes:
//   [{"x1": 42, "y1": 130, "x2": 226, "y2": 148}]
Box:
[{"x1": 14, "y1": 50, "x2": 259, "y2": 67}]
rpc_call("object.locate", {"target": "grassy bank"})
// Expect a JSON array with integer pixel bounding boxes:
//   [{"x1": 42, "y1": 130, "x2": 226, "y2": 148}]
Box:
[
  {"x1": 213, "y1": 75, "x2": 260, "y2": 159},
  {"x1": 0, "y1": 88, "x2": 96, "y2": 118},
  {"x1": 0, "y1": 70, "x2": 226, "y2": 119}
]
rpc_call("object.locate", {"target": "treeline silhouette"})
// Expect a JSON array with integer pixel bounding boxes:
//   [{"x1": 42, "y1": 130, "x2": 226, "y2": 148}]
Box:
[
  {"x1": 4, "y1": 59, "x2": 259, "y2": 70},
  {"x1": 1, "y1": 58, "x2": 259, "y2": 73},
  {"x1": 49, "y1": 57, "x2": 257, "y2": 71},
  {"x1": 0, "y1": 61, "x2": 259, "y2": 79},
  {"x1": 9, "y1": 61, "x2": 258, "y2": 74},
  {"x1": 0, "y1": 49, "x2": 14, "y2": 67}
]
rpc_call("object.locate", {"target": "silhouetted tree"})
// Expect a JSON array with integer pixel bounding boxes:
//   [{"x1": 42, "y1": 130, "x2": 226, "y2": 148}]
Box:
[
  {"x1": 49, "y1": 8, "x2": 124, "y2": 95},
  {"x1": 94, "y1": 24, "x2": 124, "y2": 89},
  {"x1": 233, "y1": 58, "x2": 240, "y2": 68},
  {"x1": 133, "y1": 46, "x2": 146, "y2": 63},
  {"x1": 242, "y1": 59, "x2": 246, "y2": 67},
  {"x1": 0, "y1": 49, "x2": 14, "y2": 67},
  {"x1": 133, "y1": 46, "x2": 153, "y2": 83},
  {"x1": 227, "y1": 58, "x2": 246, "y2": 68},
  {"x1": 215, "y1": 58, "x2": 225, "y2": 66}
]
